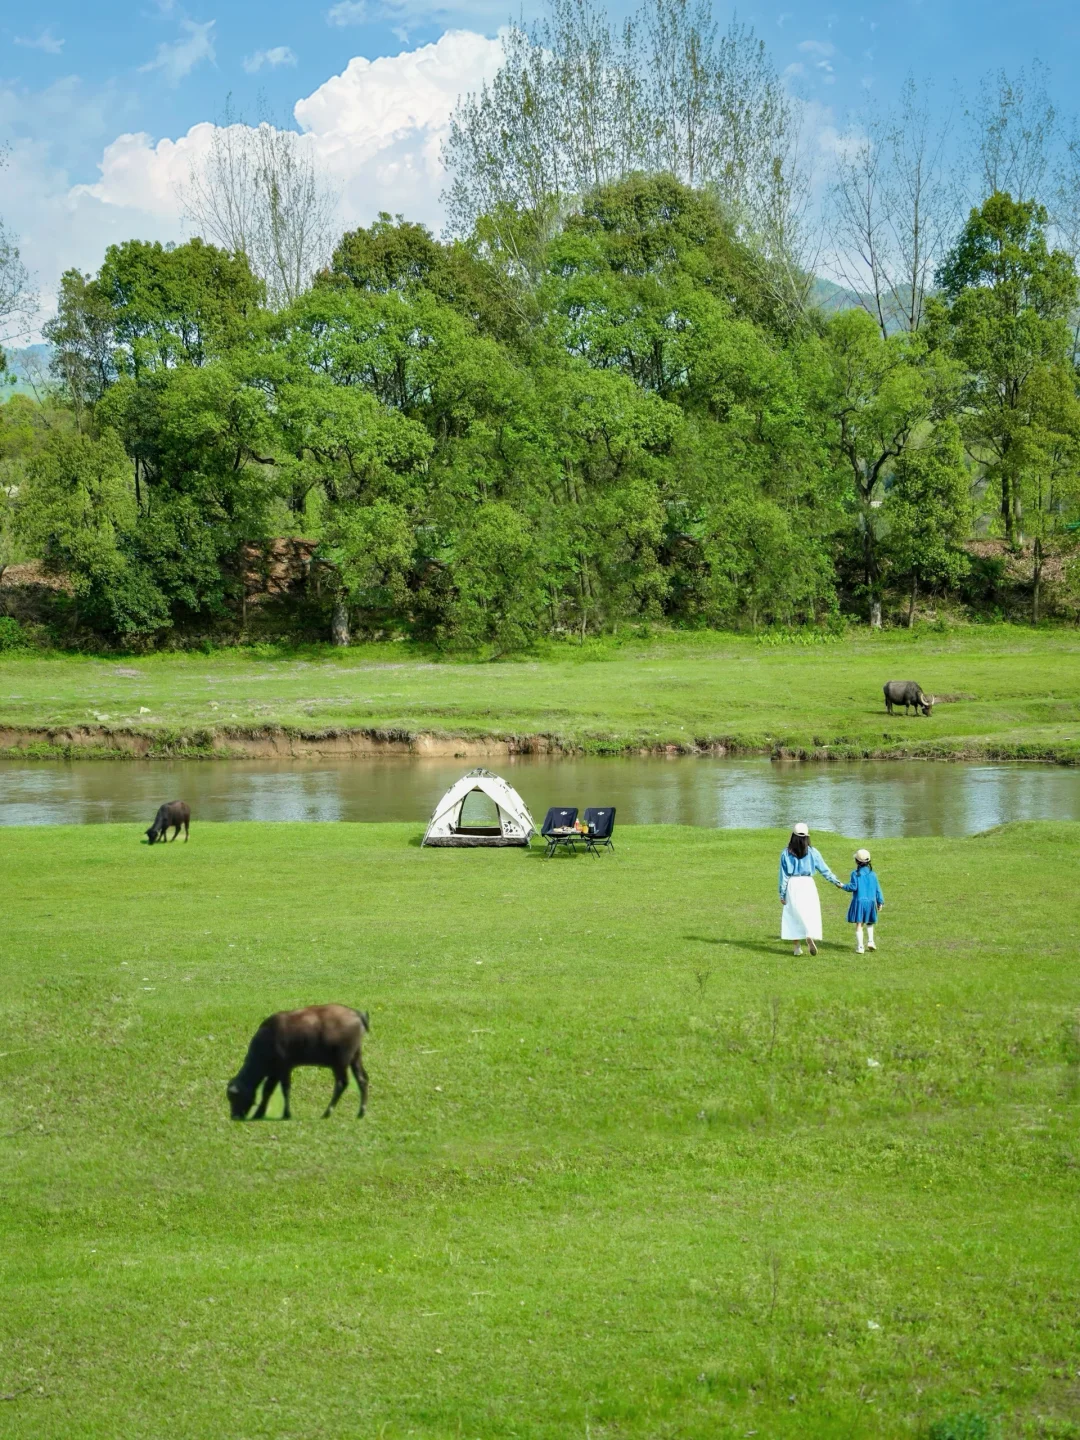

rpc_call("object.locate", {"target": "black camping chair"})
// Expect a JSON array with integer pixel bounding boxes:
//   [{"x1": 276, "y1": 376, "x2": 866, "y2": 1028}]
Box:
[
  {"x1": 582, "y1": 807, "x2": 616, "y2": 856},
  {"x1": 541, "y1": 806, "x2": 578, "y2": 858}
]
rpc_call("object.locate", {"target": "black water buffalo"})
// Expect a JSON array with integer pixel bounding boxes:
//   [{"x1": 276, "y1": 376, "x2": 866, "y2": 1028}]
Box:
[
  {"x1": 146, "y1": 800, "x2": 190, "y2": 844},
  {"x1": 227, "y1": 1004, "x2": 370, "y2": 1120},
  {"x1": 883, "y1": 681, "x2": 933, "y2": 716}
]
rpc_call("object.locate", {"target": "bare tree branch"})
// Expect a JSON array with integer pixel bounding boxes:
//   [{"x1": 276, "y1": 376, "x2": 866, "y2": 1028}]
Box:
[
  {"x1": 0, "y1": 147, "x2": 38, "y2": 346},
  {"x1": 178, "y1": 100, "x2": 338, "y2": 307}
]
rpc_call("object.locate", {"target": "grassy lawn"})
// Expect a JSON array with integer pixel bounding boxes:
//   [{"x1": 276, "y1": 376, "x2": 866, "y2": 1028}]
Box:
[
  {"x1": 2, "y1": 820, "x2": 1079, "y2": 1438},
  {"x1": 0, "y1": 626, "x2": 1079, "y2": 758}
]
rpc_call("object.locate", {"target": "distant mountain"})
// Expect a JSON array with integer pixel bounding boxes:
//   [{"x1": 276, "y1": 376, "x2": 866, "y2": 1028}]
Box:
[{"x1": 809, "y1": 278, "x2": 909, "y2": 333}]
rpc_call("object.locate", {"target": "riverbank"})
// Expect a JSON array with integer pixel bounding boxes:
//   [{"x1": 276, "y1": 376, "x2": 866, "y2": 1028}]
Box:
[
  {"x1": 2, "y1": 720, "x2": 1078, "y2": 764},
  {"x1": 1, "y1": 626, "x2": 1077, "y2": 763},
  {"x1": 2, "y1": 821, "x2": 1079, "y2": 1438}
]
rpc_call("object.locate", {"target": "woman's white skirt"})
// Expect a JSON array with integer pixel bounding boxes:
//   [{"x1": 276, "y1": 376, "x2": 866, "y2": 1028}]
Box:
[{"x1": 781, "y1": 874, "x2": 823, "y2": 940}]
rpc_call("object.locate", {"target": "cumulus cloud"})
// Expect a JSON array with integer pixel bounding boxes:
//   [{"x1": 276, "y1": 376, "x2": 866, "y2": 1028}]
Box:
[
  {"x1": 243, "y1": 46, "x2": 297, "y2": 74},
  {"x1": 14, "y1": 29, "x2": 65, "y2": 54},
  {"x1": 139, "y1": 20, "x2": 216, "y2": 85},
  {"x1": 798, "y1": 39, "x2": 835, "y2": 56},
  {"x1": 70, "y1": 29, "x2": 503, "y2": 245},
  {"x1": 327, "y1": 1, "x2": 367, "y2": 24}
]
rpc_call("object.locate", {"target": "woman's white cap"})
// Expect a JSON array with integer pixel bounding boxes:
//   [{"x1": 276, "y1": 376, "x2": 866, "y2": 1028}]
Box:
[
  {"x1": 792, "y1": 822, "x2": 809, "y2": 836},
  {"x1": 854, "y1": 847, "x2": 871, "y2": 863}
]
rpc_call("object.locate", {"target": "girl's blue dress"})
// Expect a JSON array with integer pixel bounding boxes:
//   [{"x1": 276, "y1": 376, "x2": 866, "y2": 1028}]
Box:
[{"x1": 842, "y1": 866, "x2": 884, "y2": 923}]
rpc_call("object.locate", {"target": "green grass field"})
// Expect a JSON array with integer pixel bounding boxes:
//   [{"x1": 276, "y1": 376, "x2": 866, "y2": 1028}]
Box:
[
  {"x1": 1, "y1": 626, "x2": 1079, "y2": 759},
  {"x1": 2, "y1": 821, "x2": 1079, "y2": 1437}
]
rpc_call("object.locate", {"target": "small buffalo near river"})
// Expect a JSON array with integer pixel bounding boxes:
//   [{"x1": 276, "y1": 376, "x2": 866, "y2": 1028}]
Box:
[
  {"x1": 883, "y1": 681, "x2": 934, "y2": 717},
  {"x1": 227, "y1": 1004, "x2": 370, "y2": 1120},
  {"x1": 146, "y1": 800, "x2": 190, "y2": 844}
]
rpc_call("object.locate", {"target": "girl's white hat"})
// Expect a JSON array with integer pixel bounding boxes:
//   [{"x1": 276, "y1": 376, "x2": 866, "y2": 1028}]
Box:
[
  {"x1": 854, "y1": 847, "x2": 871, "y2": 863},
  {"x1": 792, "y1": 822, "x2": 809, "y2": 836}
]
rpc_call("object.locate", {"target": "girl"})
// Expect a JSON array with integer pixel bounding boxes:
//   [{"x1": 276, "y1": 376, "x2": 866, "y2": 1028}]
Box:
[
  {"x1": 842, "y1": 848, "x2": 885, "y2": 953},
  {"x1": 778, "y1": 823, "x2": 844, "y2": 956}
]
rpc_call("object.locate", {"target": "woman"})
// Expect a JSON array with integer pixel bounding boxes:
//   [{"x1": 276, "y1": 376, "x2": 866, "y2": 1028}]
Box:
[{"x1": 778, "y1": 822, "x2": 843, "y2": 956}]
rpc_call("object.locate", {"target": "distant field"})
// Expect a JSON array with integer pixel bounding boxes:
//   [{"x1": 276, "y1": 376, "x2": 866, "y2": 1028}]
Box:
[
  {"x1": 2, "y1": 821, "x2": 1079, "y2": 1437},
  {"x1": 0, "y1": 625, "x2": 1078, "y2": 759}
]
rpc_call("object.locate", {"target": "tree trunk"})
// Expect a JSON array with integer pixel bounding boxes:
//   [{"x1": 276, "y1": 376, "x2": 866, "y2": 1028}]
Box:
[
  {"x1": 1002, "y1": 473, "x2": 1021, "y2": 549},
  {"x1": 1032, "y1": 537, "x2": 1042, "y2": 625},
  {"x1": 331, "y1": 595, "x2": 350, "y2": 646},
  {"x1": 907, "y1": 573, "x2": 918, "y2": 628},
  {"x1": 862, "y1": 494, "x2": 881, "y2": 628}
]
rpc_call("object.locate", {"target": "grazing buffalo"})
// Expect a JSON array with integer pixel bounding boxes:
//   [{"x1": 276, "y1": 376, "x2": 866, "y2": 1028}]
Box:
[
  {"x1": 227, "y1": 1004, "x2": 370, "y2": 1120},
  {"x1": 146, "y1": 800, "x2": 190, "y2": 844},
  {"x1": 883, "y1": 680, "x2": 934, "y2": 717}
]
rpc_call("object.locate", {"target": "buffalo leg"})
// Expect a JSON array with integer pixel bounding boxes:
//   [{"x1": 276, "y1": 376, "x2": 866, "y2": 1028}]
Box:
[
  {"x1": 184, "y1": 821, "x2": 189, "y2": 842},
  {"x1": 252, "y1": 1075, "x2": 278, "y2": 1120},
  {"x1": 351, "y1": 1057, "x2": 368, "y2": 1118},
  {"x1": 322, "y1": 1067, "x2": 348, "y2": 1118},
  {"x1": 279, "y1": 1071, "x2": 292, "y2": 1120}
]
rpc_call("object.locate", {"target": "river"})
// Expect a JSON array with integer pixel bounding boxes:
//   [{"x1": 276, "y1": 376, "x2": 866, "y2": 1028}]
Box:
[{"x1": 1, "y1": 755, "x2": 1078, "y2": 835}]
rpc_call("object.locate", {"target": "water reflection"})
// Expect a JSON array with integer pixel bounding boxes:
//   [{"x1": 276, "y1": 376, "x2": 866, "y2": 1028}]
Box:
[{"x1": 1, "y1": 755, "x2": 1078, "y2": 836}]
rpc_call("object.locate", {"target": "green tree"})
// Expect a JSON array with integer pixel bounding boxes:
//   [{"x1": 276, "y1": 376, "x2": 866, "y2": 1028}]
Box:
[
  {"x1": 1020, "y1": 363, "x2": 1080, "y2": 621},
  {"x1": 98, "y1": 361, "x2": 281, "y2": 625},
  {"x1": 935, "y1": 191, "x2": 1077, "y2": 548},
  {"x1": 819, "y1": 307, "x2": 960, "y2": 626},
  {"x1": 883, "y1": 420, "x2": 972, "y2": 625},
  {"x1": 15, "y1": 429, "x2": 170, "y2": 635}
]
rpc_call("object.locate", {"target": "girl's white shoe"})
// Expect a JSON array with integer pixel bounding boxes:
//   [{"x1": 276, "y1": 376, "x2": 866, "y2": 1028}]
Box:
[
  {"x1": 793, "y1": 945, "x2": 802, "y2": 956},
  {"x1": 856, "y1": 943, "x2": 865, "y2": 954},
  {"x1": 867, "y1": 942, "x2": 876, "y2": 951}
]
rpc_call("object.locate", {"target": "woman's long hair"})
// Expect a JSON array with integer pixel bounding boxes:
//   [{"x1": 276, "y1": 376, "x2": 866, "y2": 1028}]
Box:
[{"x1": 787, "y1": 831, "x2": 809, "y2": 859}]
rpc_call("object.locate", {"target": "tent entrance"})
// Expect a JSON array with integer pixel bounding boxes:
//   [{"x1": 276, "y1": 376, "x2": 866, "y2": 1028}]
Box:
[{"x1": 454, "y1": 788, "x2": 502, "y2": 836}]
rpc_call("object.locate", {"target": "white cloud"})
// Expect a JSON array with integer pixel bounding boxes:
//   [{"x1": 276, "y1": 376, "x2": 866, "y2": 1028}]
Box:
[
  {"x1": 243, "y1": 46, "x2": 298, "y2": 74},
  {"x1": 139, "y1": 20, "x2": 216, "y2": 85},
  {"x1": 798, "y1": 39, "x2": 835, "y2": 56},
  {"x1": 14, "y1": 29, "x2": 65, "y2": 54},
  {"x1": 327, "y1": 1, "x2": 367, "y2": 24},
  {"x1": 783, "y1": 62, "x2": 805, "y2": 79},
  {"x1": 67, "y1": 30, "x2": 504, "y2": 244}
]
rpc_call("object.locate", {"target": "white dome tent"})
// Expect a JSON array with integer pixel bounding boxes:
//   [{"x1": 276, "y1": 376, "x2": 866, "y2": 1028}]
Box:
[{"x1": 422, "y1": 768, "x2": 537, "y2": 848}]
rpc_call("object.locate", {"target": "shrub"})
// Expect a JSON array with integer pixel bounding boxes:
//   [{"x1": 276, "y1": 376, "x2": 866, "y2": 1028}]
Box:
[
  {"x1": 927, "y1": 1411, "x2": 999, "y2": 1440},
  {"x1": 0, "y1": 616, "x2": 28, "y2": 651}
]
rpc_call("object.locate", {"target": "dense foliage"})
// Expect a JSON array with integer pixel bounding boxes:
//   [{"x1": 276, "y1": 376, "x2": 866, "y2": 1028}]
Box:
[{"x1": 2, "y1": 173, "x2": 1079, "y2": 648}]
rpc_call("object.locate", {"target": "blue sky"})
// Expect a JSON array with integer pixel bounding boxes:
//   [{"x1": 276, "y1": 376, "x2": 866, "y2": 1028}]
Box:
[{"x1": 2, "y1": 0, "x2": 1079, "y2": 330}]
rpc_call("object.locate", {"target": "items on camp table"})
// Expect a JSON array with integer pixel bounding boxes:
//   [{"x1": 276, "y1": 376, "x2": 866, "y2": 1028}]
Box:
[
  {"x1": 541, "y1": 807, "x2": 579, "y2": 858},
  {"x1": 422, "y1": 769, "x2": 537, "y2": 847},
  {"x1": 582, "y1": 807, "x2": 616, "y2": 856}
]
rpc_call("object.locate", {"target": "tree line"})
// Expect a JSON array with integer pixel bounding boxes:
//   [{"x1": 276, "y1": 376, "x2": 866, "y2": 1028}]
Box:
[{"x1": 1, "y1": 5, "x2": 1079, "y2": 648}]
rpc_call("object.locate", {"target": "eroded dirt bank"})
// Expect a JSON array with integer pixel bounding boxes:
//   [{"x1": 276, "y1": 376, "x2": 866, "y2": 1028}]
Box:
[{"x1": 0, "y1": 723, "x2": 1075, "y2": 764}]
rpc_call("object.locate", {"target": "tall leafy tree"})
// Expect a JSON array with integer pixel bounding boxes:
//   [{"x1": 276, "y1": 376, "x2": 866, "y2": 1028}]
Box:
[
  {"x1": 935, "y1": 191, "x2": 1077, "y2": 547},
  {"x1": 819, "y1": 307, "x2": 960, "y2": 625},
  {"x1": 882, "y1": 420, "x2": 972, "y2": 625},
  {"x1": 1020, "y1": 362, "x2": 1080, "y2": 621}
]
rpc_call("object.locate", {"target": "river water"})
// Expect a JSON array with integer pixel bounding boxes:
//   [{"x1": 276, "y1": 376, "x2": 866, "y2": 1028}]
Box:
[{"x1": 1, "y1": 755, "x2": 1078, "y2": 836}]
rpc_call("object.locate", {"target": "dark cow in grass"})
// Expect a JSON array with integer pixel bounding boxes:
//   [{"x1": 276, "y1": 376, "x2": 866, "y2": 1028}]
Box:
[
  {"x1": 883, "y1": 681, "x2": 934, "y2": 717},
  {"x1": 146, "y1": 800, "x2": 190, "y2": 844},
  {"x1": 227, "y1": 1004, "x2": 370, "y2": 1120}
]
